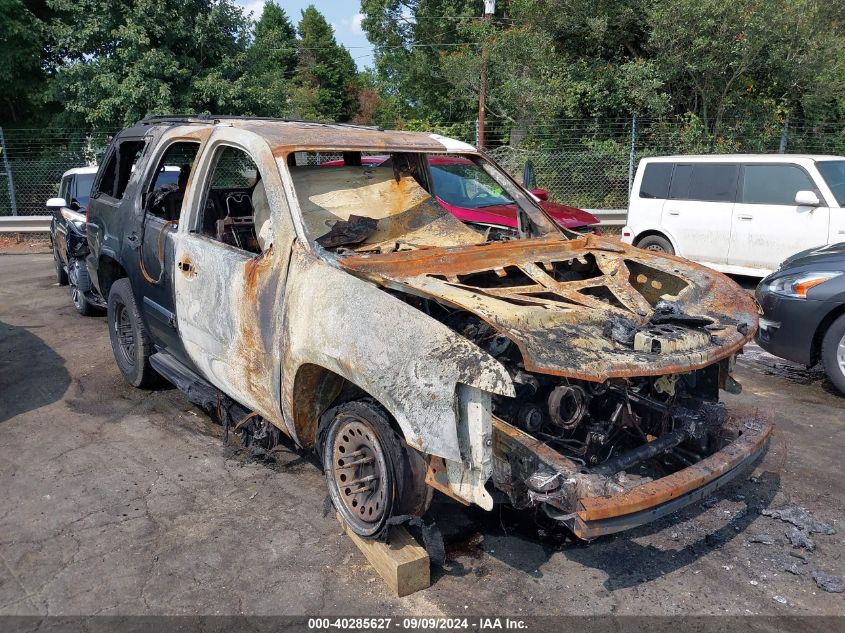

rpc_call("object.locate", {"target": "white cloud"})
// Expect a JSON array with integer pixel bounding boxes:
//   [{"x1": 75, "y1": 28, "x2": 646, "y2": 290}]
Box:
[
  {"x1": 239, "y1": 0, "x2": 264, "y2": 18},
  {"x1": 350, "y1": 13, "x2": 364, "y2": 34}
]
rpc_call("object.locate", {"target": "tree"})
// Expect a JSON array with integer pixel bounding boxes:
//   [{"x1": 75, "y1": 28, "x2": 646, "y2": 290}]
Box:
[
  {"x1": 45, "y1": 0, "x2": 253, "y2": 127},
  {"x1": 289, "y1": 5, "x2": 358, "y2": 121},
  {"x1": 361, "y1": 0, "x2": 480, "y2": 123},
  {"x1": 362, "y1": 0, "x2": 667, "y2": 144},
  {"x1": 242, "y1": 1, "x2": 298, "y2": 117},
  {"x1": 0, "y1": 0, "x2": 49, "y2": 124}
]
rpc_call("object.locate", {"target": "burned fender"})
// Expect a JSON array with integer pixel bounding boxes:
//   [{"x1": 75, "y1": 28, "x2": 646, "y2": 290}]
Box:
[{"x1": 281, "y1": 244, "x2": 515, "y2": 462}]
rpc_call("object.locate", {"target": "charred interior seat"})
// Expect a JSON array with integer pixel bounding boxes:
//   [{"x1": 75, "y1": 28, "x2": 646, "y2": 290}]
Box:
[{"x1": 202, "y1": 188, "x2": 260, "y2": 253}]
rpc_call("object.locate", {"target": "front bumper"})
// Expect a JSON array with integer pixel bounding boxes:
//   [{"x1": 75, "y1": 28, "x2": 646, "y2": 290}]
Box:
[
  {"x1": 755, "y1": 285, "x2": 826, "y2": 366},
  {"x1": 492, "y1": 415, "x2": 773, "y2": 540}
]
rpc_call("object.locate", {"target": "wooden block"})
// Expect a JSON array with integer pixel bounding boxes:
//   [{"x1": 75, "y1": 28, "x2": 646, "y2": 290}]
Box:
[{"x1": 338, "y1": 514, "x2": 430, "y2": 597}]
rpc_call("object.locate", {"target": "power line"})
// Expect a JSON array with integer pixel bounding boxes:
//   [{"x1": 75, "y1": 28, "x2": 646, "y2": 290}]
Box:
[{"x1": 268, "y1": 42, "x2": 481, "y2": 52}]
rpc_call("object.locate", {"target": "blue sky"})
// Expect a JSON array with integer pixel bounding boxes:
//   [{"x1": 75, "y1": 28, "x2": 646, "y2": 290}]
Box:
[{"x1": 235, "y1": 1, "x2": 375, "y2": 69}]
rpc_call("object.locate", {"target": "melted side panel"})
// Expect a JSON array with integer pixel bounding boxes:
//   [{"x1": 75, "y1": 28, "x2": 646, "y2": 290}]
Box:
[{"x1": 280, "y1": 243, "x2": 514, "y2": 462}]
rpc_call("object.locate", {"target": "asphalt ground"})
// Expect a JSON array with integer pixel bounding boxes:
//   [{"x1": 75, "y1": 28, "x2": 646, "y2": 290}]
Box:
[{"x1": 1, "y1": 251, "x2": 844, "y2": 617}]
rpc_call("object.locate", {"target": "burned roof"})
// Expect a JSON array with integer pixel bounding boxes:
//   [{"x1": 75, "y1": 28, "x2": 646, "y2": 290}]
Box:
[{"x1": 134, "y1": 115, "x2": 475, "y2": 154}]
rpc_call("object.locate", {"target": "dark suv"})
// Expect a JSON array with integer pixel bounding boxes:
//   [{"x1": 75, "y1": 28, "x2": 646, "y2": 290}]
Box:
[{"x1": 47, "y1": 167, "x2": 102, "y2": 314}]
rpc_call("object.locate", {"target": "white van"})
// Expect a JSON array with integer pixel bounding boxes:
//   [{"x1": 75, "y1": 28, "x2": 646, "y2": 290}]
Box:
[{"x1": 621, "y1": 155, "x2": 845, "y2": 276}]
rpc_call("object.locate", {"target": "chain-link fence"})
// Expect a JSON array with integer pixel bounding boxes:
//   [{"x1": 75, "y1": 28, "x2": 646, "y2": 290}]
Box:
[
  {"x1": 2, "y1": 117, "x2": 844, "y2": 216},
  {"x1": 0, "y1": 128, "x2": 109, "y2": 216}
]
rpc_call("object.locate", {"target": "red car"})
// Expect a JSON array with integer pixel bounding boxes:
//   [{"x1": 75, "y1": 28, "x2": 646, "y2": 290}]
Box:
[{"x1": 321, "y1": 155, "x2": 600, "y2": 233}]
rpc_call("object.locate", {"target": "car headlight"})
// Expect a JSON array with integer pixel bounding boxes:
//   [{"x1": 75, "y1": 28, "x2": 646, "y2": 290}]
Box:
[{"x1": 766, "y1": 271, "x2": 842, "y2": 298}]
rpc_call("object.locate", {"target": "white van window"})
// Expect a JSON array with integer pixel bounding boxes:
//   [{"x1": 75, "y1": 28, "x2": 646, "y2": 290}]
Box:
[
  {"x1": 815, "y1": 161, "x2": 845, "y2": 206},
  {"x1": 688, "y1": 164, "x2": 738, "y2": 202},
  {"x1": 740, "y1": 165, "x2": 815, "y2": 205},
  {"x1": 668, "y1": 163, "x2": 738, "y2": 202},
  {"x1": 668, "y1": 164, "x2": 692, "y2": 199},
  {"x1": 639, "y1": 163, "x2": 672, "y2": 199}
]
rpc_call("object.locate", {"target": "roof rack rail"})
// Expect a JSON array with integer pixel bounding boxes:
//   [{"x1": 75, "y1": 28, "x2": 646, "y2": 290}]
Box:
[{"x1": 136, "y1": 114, "x2": 384, "y2": 131}]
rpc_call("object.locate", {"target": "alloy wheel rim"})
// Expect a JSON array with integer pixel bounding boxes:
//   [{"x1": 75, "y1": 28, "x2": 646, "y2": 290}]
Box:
[
  {"x1": 837, "y1": 333, "x2": 845, "y2": 376},
  {"x1": 114, "y1": 303, "x2": 135, "y2": 366},
  {"x1": 68, "y1": 263, "x2": 83, "y2": 309},
  {"x1": 331, "y1": 418, "x2": 388, "y2": 531}
]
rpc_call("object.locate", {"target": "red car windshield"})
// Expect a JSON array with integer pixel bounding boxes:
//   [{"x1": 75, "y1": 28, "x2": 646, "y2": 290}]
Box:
[{"x1": 430, "y1": 162, "x2": 515, "y2": 209}]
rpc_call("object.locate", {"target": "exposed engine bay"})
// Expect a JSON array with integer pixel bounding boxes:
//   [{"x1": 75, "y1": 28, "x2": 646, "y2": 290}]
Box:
[
  {"x1": 407, "y1": 296, "x2": 733, "y2": 479},
  {"x1": 338, "y1": 229, "x2": 769, "y2": 537}
]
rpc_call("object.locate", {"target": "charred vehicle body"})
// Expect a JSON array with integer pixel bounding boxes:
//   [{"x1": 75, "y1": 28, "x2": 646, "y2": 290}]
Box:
[{"x1": 86, "y1": 116, "x2": 772, "y2": 541}]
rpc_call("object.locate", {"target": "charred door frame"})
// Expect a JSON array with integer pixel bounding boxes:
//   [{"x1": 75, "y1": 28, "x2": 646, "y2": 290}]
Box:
[{"x1": 173, "y1": 127, "x2": 295, "y2": 425}]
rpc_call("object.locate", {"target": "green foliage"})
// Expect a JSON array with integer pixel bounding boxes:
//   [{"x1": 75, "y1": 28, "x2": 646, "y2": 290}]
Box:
[
  {"x1": 0, "y1": 0, "x2": 49, "y2": 124},
  {"x1": 242, "y1": 2, "x2": 298, "y2": 117},
  {"x1": 2, "y1": 0, "x2": 844, "y2": 158},
  {"x1": 289, "y1": 5, "x2": 359, "y2": 122},
  {"x1": 361, "y1": 0, "x2": 845, "y2": 150},
  {"x1": 45, "y1": 0, "x2": 253, "y2": 127},
  {"x1": 1, "y1": 1, "x2": 365, "y2": 128}
]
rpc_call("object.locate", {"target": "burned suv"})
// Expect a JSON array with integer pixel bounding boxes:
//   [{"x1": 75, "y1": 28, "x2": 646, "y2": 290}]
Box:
[{"x1": 86, "y1": 116, "x2": 772, "y2": 540}]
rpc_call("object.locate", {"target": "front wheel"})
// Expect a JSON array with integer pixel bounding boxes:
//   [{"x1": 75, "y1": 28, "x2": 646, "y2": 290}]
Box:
[
  {"x1": 320, "y1": 401, "x2": 430, "y2": 538},
  {"x1": 53, "y1": 242, "x2": 69, "y2": 286},
  {"x1": 635, "y1": 234, "x2": 675, "y2": 255},
  {"x1": 107, "y1": 278, "x2": 159, "y2": 388},
  {"x1": 68, "y1": 258, "x2": 100, "y2": 316},
  {"x1": 820, "y1": 314, "x2": 845, "y2": 395}
]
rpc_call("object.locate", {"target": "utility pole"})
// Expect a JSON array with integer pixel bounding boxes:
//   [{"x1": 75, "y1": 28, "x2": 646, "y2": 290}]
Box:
[{"x1": 477, "y1": 0, "x2": 495, "y2": 149}]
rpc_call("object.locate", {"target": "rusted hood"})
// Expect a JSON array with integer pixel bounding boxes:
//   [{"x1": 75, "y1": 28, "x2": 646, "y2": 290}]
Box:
[{"x1": 339, "y1": 235, "x2": 758, "y2": 381}]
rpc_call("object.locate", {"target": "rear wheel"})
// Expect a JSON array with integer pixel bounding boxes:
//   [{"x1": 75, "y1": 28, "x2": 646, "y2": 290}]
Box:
[
  {"x1": 636, "y1": 234, "x2": 674, "y2": 255},
  {"x1": 53, "y1": 242, "x2": 69, "y2": 286},
  {"x1": 820, "y1": 314, "x2": 845, "y2": 395},
  {"x1": 107, "y1": 278, "x2": 158, "y2": 388},
  {"x1": 320, "y1": 401, "x2": 429, "y2": 538}
]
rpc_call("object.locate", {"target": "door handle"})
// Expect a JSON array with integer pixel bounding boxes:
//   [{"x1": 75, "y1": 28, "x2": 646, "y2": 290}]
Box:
[
  {"x1": 737, "y1": 214, "x2": 753, "y2": 220},
  {"x1": 177, "y1": 259, "x2": 195, "y2": 274},
  {"x1": 667, "y1": 210, "x2": 680, "y2": 216}
]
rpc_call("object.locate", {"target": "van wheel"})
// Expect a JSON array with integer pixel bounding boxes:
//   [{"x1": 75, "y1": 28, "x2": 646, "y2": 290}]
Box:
[
  {"x1": 320, "y1": 401, "x2": 429, "y2": 538},
  {"x1": 820, "y1": 314, "x2": 845, "y2": 395},
  {"x1": 53, "y1": 243, "x2": 69, "y2": 286},
  {"x1": 107, "y1": 278, "x2": 158, "y2": 388},
  {"x1": 636, "y1": 235, "x2": 674, "y2": 255}
]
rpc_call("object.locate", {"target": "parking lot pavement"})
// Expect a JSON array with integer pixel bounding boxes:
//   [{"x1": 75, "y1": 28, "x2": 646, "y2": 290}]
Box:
[{"x1": 1, "y1": 252, "x2": 844, "y2": 616}]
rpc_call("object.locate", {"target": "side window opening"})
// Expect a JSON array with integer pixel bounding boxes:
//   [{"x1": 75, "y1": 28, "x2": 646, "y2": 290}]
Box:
[
  {"x1": 199, "y1": 145, "x2": 265, "y2": 254},
  {"x1": 59, "y1": 177, "x2": 71, "y2": 203},
  {"x1": 73, "y1": 173, "x2": 94, "y2": 208},
  {"x1": 115, "y1": 141, "x2": 145, "y2": 199},
  {"x1": 96, "y1": 153, "x2": 118, "y2": 198},
  {"x1": 94, "y1": 139, "x2": 146, "y2": 200},
  {"x1": 143, "y1": 141, "x2": 201, "y2": 221}
]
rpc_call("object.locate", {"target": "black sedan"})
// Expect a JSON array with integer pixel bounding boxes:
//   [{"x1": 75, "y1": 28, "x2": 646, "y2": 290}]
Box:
[{"x1": 756, "y1": 243, "x2": 845, "y2": 394}]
